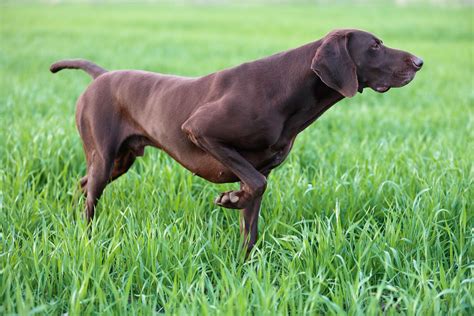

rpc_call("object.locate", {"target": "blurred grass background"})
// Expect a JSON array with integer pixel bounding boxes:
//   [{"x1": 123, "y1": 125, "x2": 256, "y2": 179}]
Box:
[{"x1": 0, "y1": 1, "x2": 473, "y2": 315}]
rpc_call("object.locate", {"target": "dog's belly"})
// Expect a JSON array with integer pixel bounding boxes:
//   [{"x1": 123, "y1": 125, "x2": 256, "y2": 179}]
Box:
[{"x1": 152, "y1": 135, "x2": 294, "y2": 184}]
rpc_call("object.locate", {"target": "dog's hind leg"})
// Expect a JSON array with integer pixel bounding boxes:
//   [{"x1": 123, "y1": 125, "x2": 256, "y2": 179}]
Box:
[
  {"x1": 84, "y1": 150, "x2": 113, "y2": 222},
  {"x1": 110, "y1": 149, "x2": 137, "y2": 181},
  {"x1": 108, "y1": 136, "x2": 149, "y2": 182},
  {"x1": 111, "y1": 153, "x2": 135, "y2": 181},
  {"x1": 79, "y1": 148, "x2": 138, "y2": 195},
  {"x1": 78, "y1": 152, "x2": 135, "y2": 222},
  {"x1": 80, "y1": 176, "x2": 88, "y2": 194},
  {"x1": 79, "y1": 135, "x2": 147, "y2": 211}
]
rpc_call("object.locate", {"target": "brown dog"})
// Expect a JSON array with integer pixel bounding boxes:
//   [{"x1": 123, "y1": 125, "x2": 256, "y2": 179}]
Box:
[{"x1": 51, "y1": 29, "x2": 422, "y2": 253}]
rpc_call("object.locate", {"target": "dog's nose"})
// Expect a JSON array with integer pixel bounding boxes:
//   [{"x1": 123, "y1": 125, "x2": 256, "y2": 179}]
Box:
[{"x1": 412, "y1": 57, "x2": 423, "y2": 69}]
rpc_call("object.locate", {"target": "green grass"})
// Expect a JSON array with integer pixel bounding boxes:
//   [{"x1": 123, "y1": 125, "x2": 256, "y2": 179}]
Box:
[{"x1": 1, "y1": 3, "x2": 473, "y2": 315}]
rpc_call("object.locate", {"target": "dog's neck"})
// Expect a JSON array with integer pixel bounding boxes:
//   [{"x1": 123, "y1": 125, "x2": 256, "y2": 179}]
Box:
[
  {"x1": 269, "y1": 40, "x2": 345, "y2": 103},
  {"x1": 257, "y1": 41, "x2": 346, "y2": 139},
  {"x1": 283, "y1": 41, "x2": 345, "y2": 116}
]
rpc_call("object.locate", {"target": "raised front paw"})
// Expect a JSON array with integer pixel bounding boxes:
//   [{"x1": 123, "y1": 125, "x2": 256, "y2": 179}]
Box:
[{"x1": 214, "y1": 190, "x2": 250, "y2": 209}]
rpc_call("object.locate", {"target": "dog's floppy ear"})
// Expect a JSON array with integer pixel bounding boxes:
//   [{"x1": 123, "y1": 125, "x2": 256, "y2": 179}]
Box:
[{"x1": 311, "y1": 31, "x2": 358, "y2": 98}]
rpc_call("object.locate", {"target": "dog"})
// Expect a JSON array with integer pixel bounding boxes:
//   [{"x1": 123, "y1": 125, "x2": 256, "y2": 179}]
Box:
[{"x1": 51, "y1": 29, "x2": 422, "y2": 254}]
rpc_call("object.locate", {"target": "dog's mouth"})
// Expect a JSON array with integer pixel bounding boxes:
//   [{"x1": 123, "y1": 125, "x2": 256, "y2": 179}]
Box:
[
  {"x1": 360, "y1": 83, "x2": 391, "y2": 94},
  {"x1": 371, "y1": 72, "x2": 416, "y2": 93},
  {"x1": 359, "y1": 68, "x2": 418, "y2": 94},
  {"x1": 369, "y1": 82, "x2": 391, "y2": 93},
  {"x1": 394, "y1": 71, "x2": 417, "y2": 87},
  {"x1": 374, "y1": 85, "x2": 390, "y2": 93},
  {"x1": 399, "y1": 74, "x2": 415, "y2": 87}
]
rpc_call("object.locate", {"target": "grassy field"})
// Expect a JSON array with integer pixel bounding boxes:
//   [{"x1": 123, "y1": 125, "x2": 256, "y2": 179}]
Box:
[{"x1": 1, "y1": 3, "x2": 473, "y2": 315}]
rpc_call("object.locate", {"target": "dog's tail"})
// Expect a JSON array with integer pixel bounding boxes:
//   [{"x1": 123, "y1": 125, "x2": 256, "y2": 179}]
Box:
[{"x1": 50, "y1": 59, "x2": 107, "y2": 79}]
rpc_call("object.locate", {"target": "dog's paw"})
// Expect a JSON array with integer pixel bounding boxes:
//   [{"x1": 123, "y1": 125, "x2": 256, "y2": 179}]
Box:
[{"x1": 214, "y1": 190, "x2": 249, "y2": 209}]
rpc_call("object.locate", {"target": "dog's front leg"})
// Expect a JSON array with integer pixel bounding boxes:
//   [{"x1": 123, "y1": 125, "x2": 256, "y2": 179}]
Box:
[
  {"x1": 182, "y1": 112, "x2": 267, "y2": 210},
  {"x1": 240, "y1": 186, "x2": 263, "y2": 256},
  {"x1": 182, "y1": 103, "x2": 269, "y2": 256},
  {"x1": 185, "y1": 133, "x2": 267, "y2": 209}
]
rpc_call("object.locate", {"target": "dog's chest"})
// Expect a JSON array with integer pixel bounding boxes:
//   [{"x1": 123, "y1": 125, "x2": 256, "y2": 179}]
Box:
[{"x1": 261, "y1": 138, "x2": 295, "y2": 170}]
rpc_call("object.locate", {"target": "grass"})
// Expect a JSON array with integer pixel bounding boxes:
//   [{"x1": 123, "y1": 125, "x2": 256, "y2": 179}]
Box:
[{"x1": 0, "y1": 2, "x2": 473, "y2": 315}]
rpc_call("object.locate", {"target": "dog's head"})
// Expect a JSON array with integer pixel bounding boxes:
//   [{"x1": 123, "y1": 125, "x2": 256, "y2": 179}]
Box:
[{"x1": 311, "y1": 29, "x2": 423, "y2": 97}]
